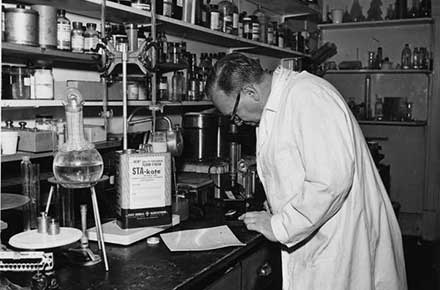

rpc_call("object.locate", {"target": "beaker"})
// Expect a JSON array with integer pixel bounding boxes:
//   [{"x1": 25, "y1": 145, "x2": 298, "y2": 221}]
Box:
[
  {"x1": 150, "y1": 131, "x2": 167, "y2": 153},
  {"x1": 53, "y1": 88, "x2": 103, "y2": 188}
]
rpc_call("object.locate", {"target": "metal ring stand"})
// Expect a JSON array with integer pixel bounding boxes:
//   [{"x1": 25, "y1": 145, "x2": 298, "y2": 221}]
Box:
[{"x1": 46, "y1": 176, "x2": 109, "y2": 271}]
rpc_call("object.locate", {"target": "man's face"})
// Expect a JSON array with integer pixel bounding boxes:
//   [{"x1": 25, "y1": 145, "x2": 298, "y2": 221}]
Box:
[{"x1": 210, "y1": 85, "x2": 262, "y2": 126}]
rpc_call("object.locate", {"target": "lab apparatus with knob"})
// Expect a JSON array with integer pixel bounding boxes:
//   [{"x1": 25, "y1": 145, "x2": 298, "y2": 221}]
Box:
[{"x1": 52, "y1": 88, "x2": 104, "y2": 187}]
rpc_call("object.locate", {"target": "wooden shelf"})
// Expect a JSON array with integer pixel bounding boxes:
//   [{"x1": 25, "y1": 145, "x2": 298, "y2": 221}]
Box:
[
  {"x1": 358, "y1": 120, "x2": 427, "y2": 126},
  {"x1": 6, "y1": 0, "x2": 150, "y2": 24},
  {"x1": 318, "y1": 17, "x2": 433, "y2": 30},
  {"x1": 2, "y1": 42, "x2": 100, "y2": 70},
  {"x1": 325, "y1": 69, "x2": 432, "y2": 74},
  {"x1": 157, "y1": 15, "x2": 309, "y2": 58},
  {"x1": 1, "y1": 140, "x2": 121, "y2": 163},
  {"x1": 1, "y1": 99, "x2": 212, "y2": 108}
]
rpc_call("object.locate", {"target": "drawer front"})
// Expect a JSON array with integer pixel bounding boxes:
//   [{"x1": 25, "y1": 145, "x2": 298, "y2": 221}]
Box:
[
  {"x1": 241, "y1": 241, "x2": 282, "y2": 290},
  {"x1": 205, "y1": 262, "x2": 241, "y2": 290}
]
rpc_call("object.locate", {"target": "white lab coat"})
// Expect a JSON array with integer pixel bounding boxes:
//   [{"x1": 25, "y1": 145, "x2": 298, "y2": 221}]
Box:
[{"x1": 256, "y1": 67, "x2": 407, "y2": 290}]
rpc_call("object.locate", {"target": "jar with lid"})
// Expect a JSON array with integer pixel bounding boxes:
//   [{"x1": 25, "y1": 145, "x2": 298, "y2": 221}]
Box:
[
  {"x1": 34, "y1": 66, "x2": 54, "y2": 99},
  {"x1": 10, "y1": 66, "x2": 31, "y2": 99},
  {"x1": 159, "y1": 77, "x2": 169, "y2": 101},
  {"x1": 84, "y1": 23, "x2": 99, "y2": 53},
  {"x1": 57, "y1": 9, "x2": 71, "y2": 51},
  {"x1": 71, "y1": 21, "x2": 84, "y2": 53},
  {"x1": 210, "y1": 4, "x2": 221, "y2": 31},
  {"x1": 243, "y1": 16, "x2": 252, "y2": 39},
  {"x1": 163, "y1": 0, "x2": 173, "y2": 17},
  {"x1": 251, "y1": 16, "x2": 260, "y2": 42}
]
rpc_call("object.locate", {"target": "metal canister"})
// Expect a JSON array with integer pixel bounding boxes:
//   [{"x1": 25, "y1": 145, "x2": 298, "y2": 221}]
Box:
[
  {"x1": 31, "y1": 5, "x2": 57, "y2": 48},
  {"x1": 5, "y1": 5, "x2": 39, "y2": 46}
]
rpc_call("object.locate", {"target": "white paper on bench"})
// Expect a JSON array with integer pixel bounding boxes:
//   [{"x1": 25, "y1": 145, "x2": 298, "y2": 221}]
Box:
[{"x1": 160, "y1": 225, "x2": 245, "y2": 251}]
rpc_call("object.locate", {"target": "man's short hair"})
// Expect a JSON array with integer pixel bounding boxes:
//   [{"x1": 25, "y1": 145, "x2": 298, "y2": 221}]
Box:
[{"x1": 205, "y1": 53, "x2": 264, "y2": 98}]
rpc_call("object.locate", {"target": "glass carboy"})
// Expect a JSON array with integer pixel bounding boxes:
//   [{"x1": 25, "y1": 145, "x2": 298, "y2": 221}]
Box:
[{"x1": 53, "y1": 88, "x2": 103, "y2": 188}]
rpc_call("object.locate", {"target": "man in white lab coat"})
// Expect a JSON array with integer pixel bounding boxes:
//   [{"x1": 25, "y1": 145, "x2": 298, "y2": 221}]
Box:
[{"x1": 205, "y1": 53, "x2": 407, "y2": 290}]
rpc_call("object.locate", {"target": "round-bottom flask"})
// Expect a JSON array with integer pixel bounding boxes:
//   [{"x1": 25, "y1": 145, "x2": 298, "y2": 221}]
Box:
[{"x1": 53, "y1": 88, "x2": 103, "y2": 188}]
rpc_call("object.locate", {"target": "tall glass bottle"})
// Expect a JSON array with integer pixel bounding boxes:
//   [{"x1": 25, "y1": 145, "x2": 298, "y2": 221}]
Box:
[
  {"x1": 57, "y1": 9, "x2": 71, "y2": 51},
  {"x1": 21, "y1": 156, "x2": 39, "y2": 230},
  {"x1": 401, "y1": 43, "x2": 412, "y2": 69},
  {"x1": 253, "y1": 4, "x2": 267, "y2": 43},
  {"x1": 53, "y1": 88, "x2": 104, "y2": 188},
  {"x1": 158, "y1": 32, "x2": 168, "y2": 63},
  {"x1": 218, "y1": 0, "x2": 233, "y2": 34}
]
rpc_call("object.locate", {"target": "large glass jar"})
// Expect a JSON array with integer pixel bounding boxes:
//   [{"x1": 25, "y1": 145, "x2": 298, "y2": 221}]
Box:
[
  {"x1": 53, "y1": 88, "x2": 103, "y2": 188},
  {"x1": 218, "y1": 0, "x2": 233, "y2": 34},
  {"x1": 11, "y1": 66, "x2": 31, "y2": 99}
]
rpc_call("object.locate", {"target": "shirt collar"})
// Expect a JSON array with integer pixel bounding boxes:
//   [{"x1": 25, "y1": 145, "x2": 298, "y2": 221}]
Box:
[{"x1": 263, "y1": 66, "x2": 294, "y2": 113}]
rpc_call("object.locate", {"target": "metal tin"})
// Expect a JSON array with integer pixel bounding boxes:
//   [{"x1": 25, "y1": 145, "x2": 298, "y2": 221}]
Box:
[
  {"x1": 5, "y1": 6, "x2": 39, "y2": 46},
  {"x1": 48, "y1": 218, "x2": 60, "y2": 235},
  {"x1": 37, "y1": 212, "x2": 49, "y2": 234},
  {"x1": 31, "y1": 5, "x2": 57, "y2": 48}
]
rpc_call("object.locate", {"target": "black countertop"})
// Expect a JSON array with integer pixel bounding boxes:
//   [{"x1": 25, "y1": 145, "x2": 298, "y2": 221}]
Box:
[{"x1": 3, "y1": 206, "x2": 270, "y2": 290}]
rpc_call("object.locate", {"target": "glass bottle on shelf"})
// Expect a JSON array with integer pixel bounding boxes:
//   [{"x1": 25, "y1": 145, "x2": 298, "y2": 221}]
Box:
[
  {"x1": 159, "y1": 77, "x2": 169, "y2": 101},
  {"x1": 57, "y1": 9, "x2": 71, "y2": 51},
  {"x1": 172, "y1": 0, "x2": 183, "y2": 20},
  {"x1": 243, "y1": 16, "x2": 252, "y2": 39},
  {"x1": 53, "y1": 88, "x2": 104, "y2": 188},
  {"x1": 71, "y1": 21, "x2": 84, "y2": 53},
  {"x1": 401, "y1": 43, "x2": 412, "y2": 69},
  {"x1": 218, "y1": 0, "x2": 233, "y2": 34},
  {"x1": 21, "y1": 156, "x2": 39, "y2": 231},
  {"x1": 277, "y1": 24, "x2": 284, "y2": 48},
  {"x1": 210, "y1": 4, "x2": 220, "y2": 31},
  {"x1": 253, "y1": 4, "x2": 266, "y2": 43},
  {"x1": 374, "y1": 95, "x2": 383, "y2": 121},
  {"x1": 301, "y1": 20, "x2": 310, "y2": 54},
  {"x1": 251, "y1": 15, "x2": 260, "y2": 42},
  {"x1": 408, "y1": 0, "x2": 419, "y2": 18},
  {"x1": 376, "y1": 47, "x2": 383, "y2": 69},
  {"x1": 200, "y1": 0, "x2": 210, "y2": 28},
  {"x1": 163, "y1": 0, "x2": 173, "y2": 17},
  {"x1": 231, "y1": 0, "x2": 239, "y2": 35},
  {"x1": 412, "y1": 47, "x2": 420, "y2": 69},
  {"x1": 158, "y1": 31, "x2": 168, "y2": 63},
  {"x1": 419, "y1": 0, "x2": 431, "y2": 17},
  {"x1": 84, "y1": 23, "x2": 99, "y2": 53}
]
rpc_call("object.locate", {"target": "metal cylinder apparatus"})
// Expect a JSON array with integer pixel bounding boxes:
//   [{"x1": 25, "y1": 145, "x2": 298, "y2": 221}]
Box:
[
  {"x1": 31, "y1": 5, "x2": 57, "y2": 48},
  {"x1": 5, "y1": 5, "x2": 39, "y2": 46}
]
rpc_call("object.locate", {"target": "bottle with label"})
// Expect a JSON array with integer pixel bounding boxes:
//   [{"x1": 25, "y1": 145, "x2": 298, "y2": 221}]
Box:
[
  {"x1": 253, "y1": 4, "x2": 266, "y2": 43},
  {"x1": 210, "y1": 4, "x2": 220, "y2": 31},
  {"x1": 238, "y1": 12, "x2": 246, "y2": 38},
  {"x1": 376, "y1": 46, "x2": 383, "y2": 69},
  {"x1": 401, "y1": 43, "x2": 412, "y2": 69},
  {"x1": 243, "y1": 16, "x2": 252, "y2": 39},
  {"x1": 71, "y1": 21, "x2": 84, "y2": 53},
  {"x1": 374, "y1": 95, "x2": 383, "y2": 121},
  {"x1": 163, "y1": 0, "x2": 173, "y2": 17},
  {"x1": 277, "y1": 24, "x2": 284, "y2": 48},
  {"x1": 271, "y1": 21, "x2": 278, "y2": 46},
  {"x1": 251, "y1": 16, "x2": 260, "y2": 42},
  {"x1": 200, "y1": 0, "x2": 210, "y2": 27},
  {"x1": 301, "y1": 20, "x2": 310, "y2": 54},
  {"x1": 218, "y1": 0, "x2": 232, "y2": 34},
  {"x1": 34, "y1": 66, "x2": 54, "y2": 100},
  {"x1": 57, "y1": 9, "x2": 71, "y2": 51},
  {"x1": 159, "y1": 77, "x2": 169, "y2": 101},
  {"x1": 173, "y1": 0, "x2": 183, "y2": 20},
  {"x1": 84, "y1": 23, "x2": 99, "y2": 53},
  {"x1": 158, "y1": 32, "x2": 168, "y2": 63},
  {"x1": 266, "y1": 22, "x2": 274, "y2": 45},
  {"x1": 231, "y1": 0, "x2": 239, "y2": 35}
]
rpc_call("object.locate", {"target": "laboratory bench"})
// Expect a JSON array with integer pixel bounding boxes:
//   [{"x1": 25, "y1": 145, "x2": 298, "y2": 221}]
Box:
[{"x1": 1, "y1": 205, "x2": 282, "y2": 290}]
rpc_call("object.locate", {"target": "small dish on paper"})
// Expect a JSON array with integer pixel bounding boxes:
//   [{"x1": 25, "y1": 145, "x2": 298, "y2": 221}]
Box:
[{"x1": 160, "y1": 225, "x2": 245, "y2": 251}]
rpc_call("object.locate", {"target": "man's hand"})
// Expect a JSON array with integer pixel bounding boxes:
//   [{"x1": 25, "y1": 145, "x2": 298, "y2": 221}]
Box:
[{"x1": 238, "y1": 211, "x2": 277, "y2": 242}]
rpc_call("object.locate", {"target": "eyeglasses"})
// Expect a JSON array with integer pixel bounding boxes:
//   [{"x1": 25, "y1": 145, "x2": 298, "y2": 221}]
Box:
[{"x1": 230, "y1": 92, "x2": 243, "y2": 126}]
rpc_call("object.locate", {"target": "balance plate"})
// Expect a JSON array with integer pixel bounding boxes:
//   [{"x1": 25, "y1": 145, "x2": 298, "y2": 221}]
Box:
[
  {"x1": 1, "y1": 193, "x2": 30, "y2": 210},
  {"x1": 9, "y1": 227, "x2": 82, "y2": 250}
]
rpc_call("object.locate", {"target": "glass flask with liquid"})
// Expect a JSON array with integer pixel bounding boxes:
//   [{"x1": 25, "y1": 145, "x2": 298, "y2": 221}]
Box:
[{"x1": 52, "y1": 88, "x2": 103, "y2": 188}]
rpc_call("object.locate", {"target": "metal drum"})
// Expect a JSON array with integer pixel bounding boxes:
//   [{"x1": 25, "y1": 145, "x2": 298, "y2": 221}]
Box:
[
  {"x1": 5, "y1": 5, "x2": 39, "y2": 46},
  {"x1": 32, "y1": 5, "x2": 57, "y2": 48},
  {"x1": 182, "y1": 112, "x2": 219, "y2": 161}
]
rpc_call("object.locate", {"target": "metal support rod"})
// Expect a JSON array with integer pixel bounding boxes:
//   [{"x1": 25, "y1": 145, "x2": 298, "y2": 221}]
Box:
[
  {"x1": 122, "y1": 49, "x2": 128, "y2": 150},
  {"x1": 151, "y1": 0, "x2": 158, "y2": 132},
  {"x1": 44, "y1": 186, "x2": 54, "y2": 216},
  {"x1": 90, "y1": 186, "x2": 109, "y2": 271},
  {"x1": 101, "y1": 0, "x2": 108, "y2": 133}
]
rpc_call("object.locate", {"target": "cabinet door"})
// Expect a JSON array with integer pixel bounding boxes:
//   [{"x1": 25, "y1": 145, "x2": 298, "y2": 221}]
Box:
[
  {"x1": 204, "y1": 262, "x2": 241, "y2": 290},
  {"x1": 241, "y1": 241, "x2": 282, "y2": 290}
]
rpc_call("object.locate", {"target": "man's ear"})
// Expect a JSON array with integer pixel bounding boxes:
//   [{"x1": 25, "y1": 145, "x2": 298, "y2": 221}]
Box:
[{"x1": 242, "y1": 85, "x2": 260, "y2": 102}]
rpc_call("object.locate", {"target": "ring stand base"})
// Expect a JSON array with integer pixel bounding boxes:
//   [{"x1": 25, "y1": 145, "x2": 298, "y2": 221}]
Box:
[{"x1": 67, "y1": 246, "x2": 102, "y2": 266}]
